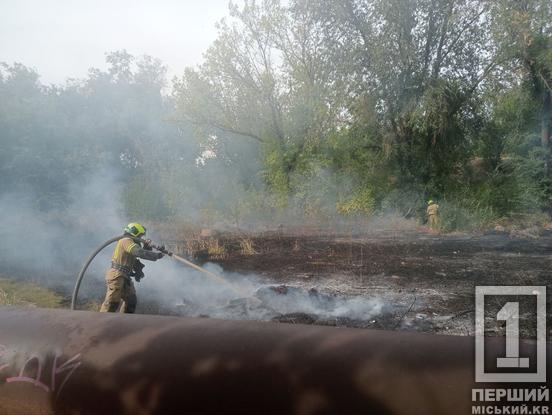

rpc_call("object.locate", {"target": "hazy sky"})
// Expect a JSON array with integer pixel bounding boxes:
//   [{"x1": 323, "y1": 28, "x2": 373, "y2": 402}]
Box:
[{"x1": 0, "y1": 0, "x2": 232, "y2": 84}]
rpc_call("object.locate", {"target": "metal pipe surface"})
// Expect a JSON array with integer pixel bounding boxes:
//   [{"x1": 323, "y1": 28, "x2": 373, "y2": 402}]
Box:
[{"x1": 0, "y1": 307, "x2": 547, "y2": 415}]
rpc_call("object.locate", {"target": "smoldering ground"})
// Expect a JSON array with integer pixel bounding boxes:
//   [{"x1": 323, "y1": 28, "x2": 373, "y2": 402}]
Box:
[{"x1": 139, "y1": 259, "x2": 386, "y2": 324}]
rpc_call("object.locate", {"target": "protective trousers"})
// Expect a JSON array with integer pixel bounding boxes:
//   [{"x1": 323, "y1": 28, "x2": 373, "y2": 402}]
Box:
[
  {"x1": 99, "y1": 275, "x2": 137, "y2": 313},
  {"x1": 428, "y1": 214, "x2": 439, "y2": 230}
]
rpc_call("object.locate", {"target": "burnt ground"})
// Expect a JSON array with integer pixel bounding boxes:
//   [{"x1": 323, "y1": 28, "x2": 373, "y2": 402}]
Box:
[{"x1": 171, "y1": 229, "x2": 552, "y2": 337}]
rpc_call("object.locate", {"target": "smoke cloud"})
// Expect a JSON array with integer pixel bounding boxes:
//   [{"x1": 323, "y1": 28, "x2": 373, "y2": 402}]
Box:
[{"x1": 0, "y1": 168, "x2": 385, "y2": 325}]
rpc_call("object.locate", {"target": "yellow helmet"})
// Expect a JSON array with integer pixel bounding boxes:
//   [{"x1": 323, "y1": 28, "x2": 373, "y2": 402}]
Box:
[{"x1": 124, "y1": 222, "x2": 146, "y2": 238}]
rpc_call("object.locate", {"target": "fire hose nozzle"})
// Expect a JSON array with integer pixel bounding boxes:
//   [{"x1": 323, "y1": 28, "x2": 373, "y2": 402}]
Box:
[
  {"x1": 139, "y1": 238, "x2": 173, "y2": 256},
  {"x1": 154, "y1": 244, "x2": 173, "y2": 256}
]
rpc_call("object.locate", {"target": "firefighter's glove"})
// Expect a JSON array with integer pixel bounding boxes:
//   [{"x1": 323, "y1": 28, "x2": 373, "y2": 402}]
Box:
[
  {"x1": 133, "y1": 270, "x2": 145, "y2": 282},
  {"x1": 132, "y1": 260, "x2": 146, "y2": 281}
]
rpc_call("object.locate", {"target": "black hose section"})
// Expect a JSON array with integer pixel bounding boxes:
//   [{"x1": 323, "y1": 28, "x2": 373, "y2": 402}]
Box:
[{"x1": 71, "y1": 235, "x2": 125, "y2": 310}]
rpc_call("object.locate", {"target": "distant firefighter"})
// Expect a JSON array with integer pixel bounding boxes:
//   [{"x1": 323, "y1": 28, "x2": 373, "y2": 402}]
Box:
[
  {"x1": 426, "y1": 200, "x2": 440, "y2": 231},
  {"x1": 100, "y1": 222, "x2": 164, "y2": 313}
]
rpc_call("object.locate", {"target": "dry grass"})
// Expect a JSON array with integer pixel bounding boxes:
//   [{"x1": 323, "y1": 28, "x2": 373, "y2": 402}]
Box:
[
  {"x1": 184, "y1": 239, "x2": 199, "y2": 257},
  {"x1": 206, "y1": 239, "x2": 228, "y2": 260},
  {"x1": 0, "y1": 277, "x2": 64, "y2": 308},
  {"x1": 239, "y1": 238, "x2": 257, "y2": 256},
  {"x1": 0, "y1": 287, "x2": 19, "y2": 305},
  {"x1": 83, "y1": 300, "x2": 101, "y2": 312}
]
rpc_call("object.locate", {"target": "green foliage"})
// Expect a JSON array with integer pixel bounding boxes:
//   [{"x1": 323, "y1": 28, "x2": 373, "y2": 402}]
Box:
[
  {"x1": 87, "y1": 1, "x2": 552, "y2": 231},
  {"x1": 123, "y1": 174, "x2": 173, "y2": 220},
  {"x1": 407, "y1": 81, "x2": 473, "y2": 192},
  {"x1": 437, "y1": 199, "x2": 496, "y2": 232},
  {"x1": 2, "y1": 0, "x2": 552, "y2": 232},
  {"x1": 381, "y1": 188, "x2": 426, "y2": 218},
  {"x1": 336, "y1": 188, "x2": 376, "y2": 216},
  {"x1": 261, "y1": 141, "x2": 294, "y2": 200},
  {"x1": 436, "y1": 158, "x2": 543, "y2": 231}
]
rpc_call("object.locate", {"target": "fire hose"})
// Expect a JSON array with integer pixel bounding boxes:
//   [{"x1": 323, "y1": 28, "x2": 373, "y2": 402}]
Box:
[{"x1": 71, "y1": 235, "x2": 247, "y2": 310}]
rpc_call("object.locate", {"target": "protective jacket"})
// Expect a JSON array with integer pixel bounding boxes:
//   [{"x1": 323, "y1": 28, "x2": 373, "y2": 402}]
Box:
[
  {"x1": 427, "y1": 203, "x2": 439, "y2": 216},
  {"x1": 106, "y1": 237, "x2": 161, "y2": 281}
]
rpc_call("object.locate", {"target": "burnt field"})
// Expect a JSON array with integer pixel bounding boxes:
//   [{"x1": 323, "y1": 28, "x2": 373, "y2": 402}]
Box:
[{"x1": 159, "y1": 228, "x2": 552, "y2": 337}]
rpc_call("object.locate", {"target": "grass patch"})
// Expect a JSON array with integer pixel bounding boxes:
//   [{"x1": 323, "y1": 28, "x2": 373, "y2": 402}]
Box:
[
  {"x1": 206, "y1": 239, "x2": 228, "y2": 260},
  {"x1": 0, "y1": 276, "x2": 64, "y2": 308},
  {"x1": 239, "y1": 238, "x2": 257, "y2": 256}
]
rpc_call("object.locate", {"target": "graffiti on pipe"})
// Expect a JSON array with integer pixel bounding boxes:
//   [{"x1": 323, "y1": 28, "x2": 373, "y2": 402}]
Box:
[{"x1": 0, "y1": 344, "x2": 81, "y2": 398}]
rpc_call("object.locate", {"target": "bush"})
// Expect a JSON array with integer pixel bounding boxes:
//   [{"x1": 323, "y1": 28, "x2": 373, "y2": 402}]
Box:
[
  {"x1": 437, "y1": 199, "x2": 497, "y2": 232},
  {"x1": 336, "y1": 188, "x2": 376, "y2": 216}
]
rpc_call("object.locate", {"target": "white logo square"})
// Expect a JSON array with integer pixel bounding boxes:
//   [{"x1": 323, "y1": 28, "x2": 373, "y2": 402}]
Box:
[{"x1": 475, "y1": 286, "x2": 546, "y2": 383}]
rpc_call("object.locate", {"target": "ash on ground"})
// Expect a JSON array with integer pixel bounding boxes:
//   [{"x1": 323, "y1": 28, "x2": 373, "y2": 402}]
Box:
[
  {"x1": 164, "y1": 284, "x2": 415, "y2": 329},
  {"x1": 140, "y1": 230, "x2": 552, "y2": 336}
]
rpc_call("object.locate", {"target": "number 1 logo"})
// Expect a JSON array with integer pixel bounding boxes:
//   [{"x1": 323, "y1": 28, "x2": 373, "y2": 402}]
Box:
[
  {"x1": 475, "y1": 286, "x2": 546, "y2": 383},
  {"x1": 496, "y1": 301, "x2": 530, "y2": 369}
]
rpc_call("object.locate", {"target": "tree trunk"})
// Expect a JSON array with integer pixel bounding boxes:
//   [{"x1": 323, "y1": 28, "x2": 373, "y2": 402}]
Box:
[{"x1": 542, "y1": 91, "x2": 551, "y2": 175}]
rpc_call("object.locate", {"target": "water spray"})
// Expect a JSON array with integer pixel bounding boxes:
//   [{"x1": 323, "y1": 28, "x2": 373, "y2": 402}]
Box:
[
  {"x1": 71, "y1": 235, "x2": 250, "y2": 310},
  {"x1": 145, "y1": 240, "x2": 251, "y2": 298}
]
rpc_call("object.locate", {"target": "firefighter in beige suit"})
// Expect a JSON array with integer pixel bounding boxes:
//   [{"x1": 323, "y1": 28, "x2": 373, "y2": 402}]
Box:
[
  {"x1": 426, "y1": 200, "x2": 440, "y2": 231},
  {"x1": 100, "y1": 223, "x2": 163, "y2": 313}
]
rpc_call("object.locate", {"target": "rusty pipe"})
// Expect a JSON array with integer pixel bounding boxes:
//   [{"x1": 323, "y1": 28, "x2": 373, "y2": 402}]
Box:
[{"x1": 0, "y1": 307, "x2": 547, "y2": 415}]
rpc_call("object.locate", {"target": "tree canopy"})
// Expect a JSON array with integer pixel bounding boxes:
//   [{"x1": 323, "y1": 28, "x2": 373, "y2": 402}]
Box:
[{"x1": 2, "y1": 0, "x2": 552, "y2": 230}]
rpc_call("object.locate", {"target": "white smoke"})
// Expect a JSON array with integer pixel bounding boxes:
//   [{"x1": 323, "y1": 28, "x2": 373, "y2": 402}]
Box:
[
  {"x1": 0, "y1": 171, "x2": 126, "y2": 295},
  {"x1": 0, "y1": 170, "x2": 386, "y2": 325}
]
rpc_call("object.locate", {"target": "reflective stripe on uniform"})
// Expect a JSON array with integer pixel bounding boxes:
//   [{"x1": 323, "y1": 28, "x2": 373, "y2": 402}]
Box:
[{"x1": 126, "y1": 242, "x2": 137, "y2": 253}]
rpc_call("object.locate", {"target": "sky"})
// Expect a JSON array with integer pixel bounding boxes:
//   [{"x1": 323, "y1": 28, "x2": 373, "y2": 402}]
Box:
[{"x1": 0, "y1": 0, "x2": 232, "y2": 85}]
